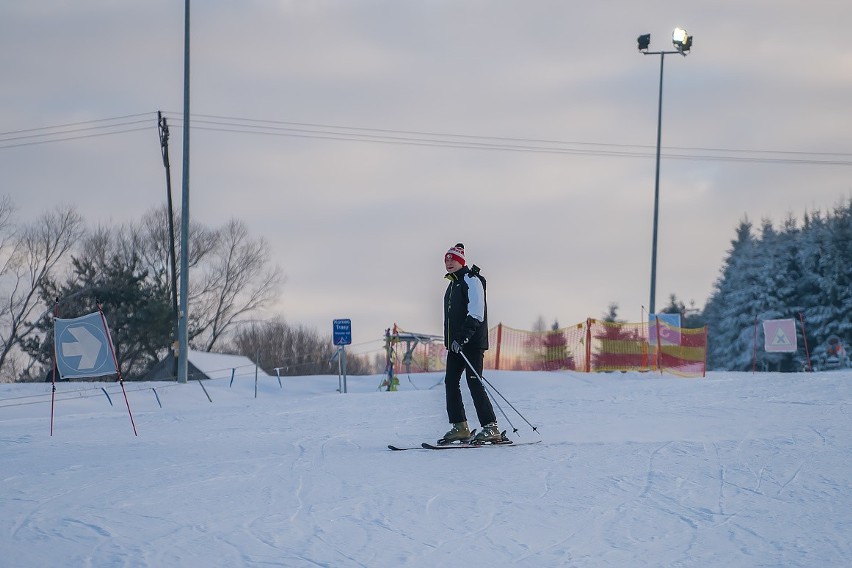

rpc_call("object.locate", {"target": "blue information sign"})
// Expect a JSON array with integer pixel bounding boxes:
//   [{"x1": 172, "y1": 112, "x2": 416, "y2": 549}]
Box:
[{"x1": 333, "y1": 319, "x2": 352, "y2": 346}]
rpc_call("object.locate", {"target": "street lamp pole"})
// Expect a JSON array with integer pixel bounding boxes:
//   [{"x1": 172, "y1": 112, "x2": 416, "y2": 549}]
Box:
[
  {"x1": 637, "y1": 29, "x2": 692, "y2": 315},
  {"x1": 178, "y1": 0, "x2": 191, "y2": 384},
  {"x1": 649, "y1": 50, "x2": 670, "y2": 317}
]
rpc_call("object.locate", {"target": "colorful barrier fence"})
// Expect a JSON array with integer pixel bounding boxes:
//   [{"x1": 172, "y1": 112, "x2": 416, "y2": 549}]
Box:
[{"x1": 392, "y1": 319, "x2": 708, "y2": 378}]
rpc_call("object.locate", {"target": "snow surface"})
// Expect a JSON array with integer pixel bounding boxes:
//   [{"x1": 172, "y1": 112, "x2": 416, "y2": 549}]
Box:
[{"x1": 2, "y1": 370, "x2": 851, "y2": 567}]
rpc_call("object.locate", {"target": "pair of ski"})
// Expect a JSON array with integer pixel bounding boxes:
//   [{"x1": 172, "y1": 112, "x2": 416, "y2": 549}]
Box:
[{"x1": 388, "y1": 430, "x2": 541, "y2": 451}]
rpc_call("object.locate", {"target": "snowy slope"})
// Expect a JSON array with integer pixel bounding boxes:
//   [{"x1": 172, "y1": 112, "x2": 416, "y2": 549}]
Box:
[{"x1": 2, "y1": 370, "x2": 851, "y2": 567}]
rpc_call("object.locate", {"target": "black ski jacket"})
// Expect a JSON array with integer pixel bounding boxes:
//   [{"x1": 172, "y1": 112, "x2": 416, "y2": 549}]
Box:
[{"x1": 444, "y1": 265, "x2": 488, "y2": 350}]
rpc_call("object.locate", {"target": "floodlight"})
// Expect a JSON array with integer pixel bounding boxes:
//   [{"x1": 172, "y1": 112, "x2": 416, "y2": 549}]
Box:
[
  {"x1": 633, "y1": 27, "x2": 693, "y2": 314},
  {"x1": 672, "y1": 28, "x2": 692, "y2": 53}
]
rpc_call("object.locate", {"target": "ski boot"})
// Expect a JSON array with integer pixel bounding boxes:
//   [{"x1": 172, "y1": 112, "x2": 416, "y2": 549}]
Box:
[
  {"x1": 471, "y1": 422, "x2": 503, "y2": 444},
  {"x1": 438, "y1": 421, "x2": 472, "y2": 445}
]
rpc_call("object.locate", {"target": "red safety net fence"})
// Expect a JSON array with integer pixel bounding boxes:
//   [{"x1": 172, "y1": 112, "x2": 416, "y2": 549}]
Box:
[{"x1": 393, "y1": 319, "x2": 708, "y2": 377}]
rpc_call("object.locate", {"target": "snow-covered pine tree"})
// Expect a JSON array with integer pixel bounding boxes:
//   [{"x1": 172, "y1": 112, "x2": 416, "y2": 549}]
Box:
[
  {"x1": 706, "y1": 200, "x2": 852, "y2": 372},
  {"x1": 705, "y1": 218, "x2": 766, "y2": 370},
  {"x1": 810, "y1": 201, "x2": 852, "y2": 355}
]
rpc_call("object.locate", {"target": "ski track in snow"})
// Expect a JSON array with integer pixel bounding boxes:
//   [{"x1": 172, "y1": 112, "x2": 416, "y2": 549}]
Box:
[{"x1": 1, "y1": 370, "x2": 851, "y2": 567}]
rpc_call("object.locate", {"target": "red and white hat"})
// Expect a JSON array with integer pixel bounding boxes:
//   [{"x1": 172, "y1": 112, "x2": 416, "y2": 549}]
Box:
[{"x1": 445, "y1": 243, "x2": 465, "y2": 266}]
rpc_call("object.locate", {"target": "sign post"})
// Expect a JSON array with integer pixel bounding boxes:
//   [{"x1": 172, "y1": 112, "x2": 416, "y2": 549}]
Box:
[{"x1": 333, "y1": 319, "x2": 352, "y2": 393}]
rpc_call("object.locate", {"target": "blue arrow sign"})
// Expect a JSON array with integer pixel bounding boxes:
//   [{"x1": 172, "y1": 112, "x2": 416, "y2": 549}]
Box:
[
  {"x1": 54, "y1": 312, "x2": 118, "y2": 379},
  {"x1": 333, "y1": 319, "x2": 352, "y2": 346}
]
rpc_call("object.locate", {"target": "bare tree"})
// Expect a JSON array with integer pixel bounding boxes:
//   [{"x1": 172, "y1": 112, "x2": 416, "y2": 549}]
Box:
[
  {"x1": 229, "y1": 318, "x2": 373, "y2": 376},
  {"x1": 0, "y1": 196, "x2": 15, "y2": 258},
  {"x1": 130, "y1": 205, "x2": 219, "y2": 296},
  {"x1": 0, "y1": 197, "x2": 19, "y2": 378},
  {"x1": 120, "y1": 206, "x2": 220, "y2": 356},
  {"x1": 0, "y1": 203, "x2": 83, "y2": 379},
  {"x1": 123, "y1": 208, "x2": 284, "y2": 352},
  {"x1": 0, "y1": 202, "x2": 284, "y2": 380},
  {"x1": 195, "y1": 219, "x2": 283, "y2": 351}
]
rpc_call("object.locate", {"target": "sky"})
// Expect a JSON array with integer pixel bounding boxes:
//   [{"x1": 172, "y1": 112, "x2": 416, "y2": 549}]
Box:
[
  {"x1": 2, "y1": 1, "x2": 852, "y2": 353},
  {"x1": 2, "y1": 367, "x2": 851, "y2": 566}
]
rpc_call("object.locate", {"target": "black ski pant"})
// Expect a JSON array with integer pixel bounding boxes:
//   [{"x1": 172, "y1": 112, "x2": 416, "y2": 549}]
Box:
[{"x1": 445, "y1": 346, "x2": 496, "y2": 426}]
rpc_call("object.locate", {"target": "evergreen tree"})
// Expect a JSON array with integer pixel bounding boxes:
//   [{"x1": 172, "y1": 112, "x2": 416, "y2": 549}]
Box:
[
  {"x1": 591, "y1": 304, "x2": 644, "y2": 371},
  {"x1": 704, "y1": 201, "x2": 852, "y2": 372},
  {"x1": 812, "y1": 201, "x2": 852, "y2": 343},
  {"x1": 755, "y1": 218, "x2": 798, "y2": 371},
  {"x1": 542, "y1": 320, "x2": 575, "y2": 371},
  {"x1": 660, "y1": 294, "x2": 684, "y2": 315},
  {"x1": 22, "y1": 253, "x2": 173, "y2": 380},
  {"x1": 659, "y1": 294, "x2": 705, "y2": 330},
  {"x1": 704, "y1": 219, "x2": 764, "y2": 370},
  {"x1": 603, "y1": 303, "x2": 622, "y2": 323}
]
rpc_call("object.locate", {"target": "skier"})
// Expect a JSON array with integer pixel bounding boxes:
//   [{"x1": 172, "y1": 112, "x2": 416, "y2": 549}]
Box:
[
  {"x1": 824, "y1": 335, "x2": 849, "y2": 369},
  {"x1": 440, "y1": 243, "x2": 501, "y2": 444}
]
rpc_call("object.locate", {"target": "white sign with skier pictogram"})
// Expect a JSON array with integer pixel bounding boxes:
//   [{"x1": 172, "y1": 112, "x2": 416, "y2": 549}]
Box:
[{"x1": 763, "y1": 319, "x2": 797, "y2": 353}]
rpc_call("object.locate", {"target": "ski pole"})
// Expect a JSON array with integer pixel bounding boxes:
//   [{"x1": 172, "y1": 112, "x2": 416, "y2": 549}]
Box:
[
  {"x1": 481, "y1": 380, "x2": 519, "y2": 435},
  {"x1": 459, "y1": 350, "x2": 539, "y2": 434}
]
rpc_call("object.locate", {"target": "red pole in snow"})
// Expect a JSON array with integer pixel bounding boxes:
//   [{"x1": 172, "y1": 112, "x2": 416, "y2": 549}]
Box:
[
  {"x1": 752, "y1": 316, "x2": 758, "y2": 374},
  {"x1": 97, "y1": 304, "x2": 138, "y2": 436},
  {"x1": 494, "y1": 323, "x2": 503, "y2": 371},
  {"x1": 50, "y1": 299, "x2": 59, "y2": 436}
]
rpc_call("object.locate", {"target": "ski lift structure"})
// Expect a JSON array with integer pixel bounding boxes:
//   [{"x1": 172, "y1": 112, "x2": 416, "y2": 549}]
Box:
[{"x1": 381, "y1": 326, "x2": 444, "y2": 391}]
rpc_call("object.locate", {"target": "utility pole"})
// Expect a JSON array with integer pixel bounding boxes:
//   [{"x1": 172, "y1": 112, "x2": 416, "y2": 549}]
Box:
[{"x1": 157, "y1": 111, "x2": 180, "y2": 379}]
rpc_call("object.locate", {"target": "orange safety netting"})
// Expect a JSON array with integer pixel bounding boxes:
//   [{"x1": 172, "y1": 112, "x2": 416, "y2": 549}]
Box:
[
  {"x1": 484, "y1": 323, "x2": 587, "y2": 371},
  {"x1": 586, "y1": 319, "x2": 655, "y2": 373},
  {"x1": 655, "y1": 320, "x2": 709, "y2": 378},
  {"x1": 392, "y1": 320, "x2": 708, "y2": 377}
]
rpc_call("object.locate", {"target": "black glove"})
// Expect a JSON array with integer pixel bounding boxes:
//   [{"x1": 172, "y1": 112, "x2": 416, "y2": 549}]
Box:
[
  {"x1": 460, "y1": 316, "x2": 481, "y2": 344},
  {"x1": 450, "y1": 339, "x2": 465, "y2": 353}
]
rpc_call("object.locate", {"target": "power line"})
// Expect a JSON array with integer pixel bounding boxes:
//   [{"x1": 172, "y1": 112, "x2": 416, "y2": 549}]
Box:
[
  {"x1": 0, "y1": 126, "x2": 153, "y2": 150},
  {"x1": 170, "y1": 112, "x2": 852, "y2": 158},
  {"x1": 0, "y1": 112, "x2": 153, "y2": 137},
  {"x1": 0, "y1": 119, "x2": 151, "y2": 143},
  {"x1": 0, "y1": 113, "x2": 155, "y2": 150},
  {"x1": 3, "y1": 111, "x2": 851, "y2": 167},
  {"x1": 161, "y1": 111, "x2": 852, "y2": 166}
]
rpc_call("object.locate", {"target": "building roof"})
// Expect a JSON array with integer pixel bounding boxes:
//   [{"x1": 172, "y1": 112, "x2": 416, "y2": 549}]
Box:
[{"x1": 141, "y1": 350, "x2": 273, "y2": 382}]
